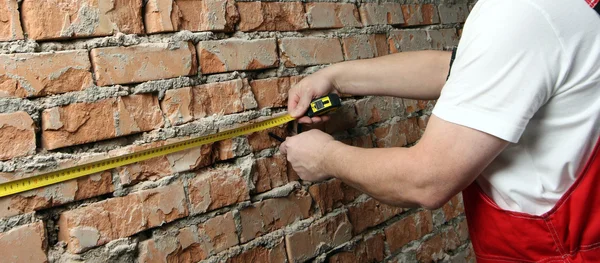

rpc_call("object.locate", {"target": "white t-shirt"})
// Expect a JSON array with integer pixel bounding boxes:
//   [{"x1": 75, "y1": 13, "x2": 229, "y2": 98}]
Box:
[{"x1": 433, "y1": 0, "x2": 600, "y2": 215}]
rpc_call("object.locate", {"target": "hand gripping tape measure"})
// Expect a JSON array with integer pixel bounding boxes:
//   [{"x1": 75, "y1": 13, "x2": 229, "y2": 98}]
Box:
[{"x1": 0, "y1": 94, "x2": 342, "y2": 197}]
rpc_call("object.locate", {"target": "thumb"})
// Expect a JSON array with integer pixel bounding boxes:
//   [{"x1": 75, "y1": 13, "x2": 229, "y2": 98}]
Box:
[
  {"x1": 292, "y1": 93, "x2": 313, "y2": 118},
  {"x1": 279, "y1": 140, "x2": 288, "y2": 155}
]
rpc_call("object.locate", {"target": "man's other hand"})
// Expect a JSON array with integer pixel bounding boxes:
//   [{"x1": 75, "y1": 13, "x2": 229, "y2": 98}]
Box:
[{"x1": 280, "y1": 129, "x2": 337, "y2": 182}]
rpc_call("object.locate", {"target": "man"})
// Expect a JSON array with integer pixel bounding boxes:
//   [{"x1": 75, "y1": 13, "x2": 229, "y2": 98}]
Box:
[{"x1": 280, "y1": 0, "x2": 600, "y2": 261}]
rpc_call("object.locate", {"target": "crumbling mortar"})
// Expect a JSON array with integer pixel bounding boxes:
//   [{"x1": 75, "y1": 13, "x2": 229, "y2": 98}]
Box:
[{"x1": 0, "y1": 212, "x2": 36, "y2": 233}]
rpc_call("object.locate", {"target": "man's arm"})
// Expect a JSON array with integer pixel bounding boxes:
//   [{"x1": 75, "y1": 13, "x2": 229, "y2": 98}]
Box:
[
  {"x1": 327, "y1": 51, "x2": 452, "y2": 99},
  {"x1": 288, "y1": 51, "x2": 452, "y2": 122},
  {"x1": 284, "y1": 115, "x2": 508, "y2": 209}
]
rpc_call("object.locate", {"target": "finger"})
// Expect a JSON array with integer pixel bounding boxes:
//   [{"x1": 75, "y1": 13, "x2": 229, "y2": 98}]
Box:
[
  {"x1": 297, "y1": 116, "x2": 313, "y2": 124},
  {"x1": 292, "y1": 93, "x2": 314, "y2": 118},
  {"x1": 310, "y1": 116, "x2": 322, "y2": 123},
  {"x1": 287, "y1": 89, "x2": 301, "y2": 114},
  {"x1": 320, "y1": 115, "x2": 331, "y2": 122}
]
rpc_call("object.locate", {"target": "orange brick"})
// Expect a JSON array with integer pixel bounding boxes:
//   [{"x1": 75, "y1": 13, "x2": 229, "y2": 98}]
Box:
[
  {"x1": 308, "y1": 179, "x2": 362, "y2": 215},
  {"x1": 247, "y1": 126, "x2": 289, "y2": 152},
  {"x1": 253, "y1": 153, "x2": 288, "y2": 193},
  {"x1": 374, "y1": 117, "x2": 421, "y2": 148},
  {"x1": 328, "y1": 233, "x2": 385, "y2": 263},
  {"x1": 389, "y1": 29, "x2": 458, "y2": 53},
  {"x1": 401, "y1": 4, "x2": 440, "y2": 26},
  {"x1": 0, "y1": 221, "x2": 47, "y2": 263},
  {"x1": 239, "y1": 190, "x2": 312, "y2": 243},
  {"x1": 0, "y1": 112, "x2": 35, "y2": 160},
  {"x1": 226, "y1": 238, "x2": 287, "y2": 263},
  {"x1": 58, "y1": 182, "x2": 188, "y2": 253},
  {"x1": 416, "y1": 225, "x2": 462, "y2": 262},
  {"x1": 41, "y1": 94, "x2": 164, "y2": 150},
  {"x1": 249, "y1": 77, "x2": 292, "y2": 109},
  {"x1": 384, "y1": 210, "x2": 433, "y2": 253},
  {"x1": 285, "y1": 212, "x2": 353, "y2": 262},
  {"x1": 441, "y1": 194, "x2": 465, "y2": 222},
  {"x1": 197, "y1": 39, "x2": 279, "y2": 74},
  {"x1": 306, "y1": 3, "x2": 362, "y2": 29},
  {"x1": 0, "y1": 51, "x2": 93, "y2": 98},
  {"x1": 279, "y1": 37, "x2": 344, "y2": 67},
  {"x1": 359, "y1": 3, "x2": 404, "y2": 26},
  {"x1": 21, "y1": 0, "x2": 143, "y2": 40},
  {"x1": 347, "y1": 198, "x2": 403, "y2": 234},
  {"x1": 138, "y1": 212, "x2": 238, "y2": 262},
  {"x1": 145, "y1": 0, "x2": 238, "y2": 33},
  {"x1": 91, "y1": 42, "x2": 197, "y2": 86},
  {"x1": 0, "y1": 0, "x2": 24, "y2": 41},
  {"x1": 341, "y1": 34, "x2": 388, "y2": 61},
  {"x1": 188, "y1": 166, "x2": 250, "y2": 215},
  {"x1": 191, "y1": 79, "x2": 257, "y2": 119},
  {"x1": 237, "y1": 2, "x2": 307, "y2": 31}
]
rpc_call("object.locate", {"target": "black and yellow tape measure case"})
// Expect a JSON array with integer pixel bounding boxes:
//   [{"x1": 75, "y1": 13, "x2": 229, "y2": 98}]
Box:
[{"x1": 306, "y1": 94, "x2": 342, "y2": 117}]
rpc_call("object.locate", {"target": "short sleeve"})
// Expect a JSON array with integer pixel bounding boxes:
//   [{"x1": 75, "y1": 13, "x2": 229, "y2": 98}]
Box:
[{"x1": 433, "y1": 0, "x2": 563, "y2": 143}]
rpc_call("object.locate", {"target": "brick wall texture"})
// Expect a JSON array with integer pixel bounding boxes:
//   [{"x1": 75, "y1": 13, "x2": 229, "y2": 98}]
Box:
[{"x1": 0, "y1": 0, "x2": 475, "y2": 262}]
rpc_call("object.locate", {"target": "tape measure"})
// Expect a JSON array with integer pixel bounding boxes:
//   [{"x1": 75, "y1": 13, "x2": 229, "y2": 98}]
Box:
[{"x1": 0, "y1": 94, "x2": 342, "y2": 197}]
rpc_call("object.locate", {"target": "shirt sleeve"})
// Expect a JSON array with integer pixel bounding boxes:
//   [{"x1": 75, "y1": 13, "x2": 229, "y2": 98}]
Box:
[{"x1": 432, "y1": 0, "x2": 563, "y2": 143}]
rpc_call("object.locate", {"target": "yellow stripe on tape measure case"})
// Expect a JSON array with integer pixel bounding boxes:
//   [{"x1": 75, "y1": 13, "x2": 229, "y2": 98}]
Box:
[{"x1": 0, "y1": 114, "x2": 295, "y2": 198}]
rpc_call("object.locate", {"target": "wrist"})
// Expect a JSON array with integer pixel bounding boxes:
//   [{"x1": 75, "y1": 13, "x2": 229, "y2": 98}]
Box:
[
  {"x1": 321, "y1": 140, "x2": 346, "y2": 179},
  {"x1": 320, "y1": 63, "x2": 345, "y2": 94}
]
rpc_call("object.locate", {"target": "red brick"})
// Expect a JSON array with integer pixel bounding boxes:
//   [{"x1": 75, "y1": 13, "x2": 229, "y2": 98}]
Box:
[
  {"x1": 253, "y1": 153, "x2": 288, "y2": 193},
  {"x1": 351, "y1": 135, "x2": 374, "y2": 148},
  {"x1": 192, "y1": 79, "x2": 257, "y2": 119},
  {"x1": 144, "y1": 0, "x2": 238, "y2": 34},
  {"x1": 41, "y1": 94, "x2": 164, "y2": 150},
  {"x1": 226, "y1": 238, "x2": 287, "y2": 263},
  {"x1": 347, "y1": 198, "x2": 402, "y2": 234},
  {"x1": 215, "y1": 137, "x2": 250, "y2": 161},
  {"x1": 388, "y1": 29, "x2": 430, "y2": 53},
  {"x1": 441, "y1": 194, "x2": 464, "y2": 222},
  {"x1": 0, "y1": 171, "x2": 114, "y2": 219},
  {"x1": 308, "y1": 179, "x2": 362, "y2": 215},
  {"x1": 188, "y1": 166, "x2": 250, "y2": 215},
  {"x1": 237, "y1": 2, "x2": 307, "y2": 31},
  {"x1": 160, "y1": 87, "x2": 194, "y2": 126},
  {"x1": 389, "y1": 29, "x2": 459, "y2": 53},
  {"x1": 0, "y1": 51, "x2": 93, "y2": 98},
  {"x1": 428, "y1": 28, "x2": 460, "y2": 50},
  {"x1": 250, "y1": 77, "x2": 292, "y2": 109},
  {"x1": 328, "y1": 233, "x2": 385, "y2": 263},
  {"x1": 0, "y1": 112, "x2": 35, "y2": 160},
  {"x1": 285, "y1": 212, "x2": 353, "y2": 262},
  {"x1": 21, "y1": 0, "x2": 143, "y2": 41},
  {"x1": 0, "y1": 0, "x2": 24, "y2": 41},
  {"x1": 374, "y1": 117, "x2": 421, "y2": 148},
  {"x1": 138, "y1": 212, "x2": 238, "y2": 262},
  {"x1": 91, "y1": 42, "x2": 197, "y2": 86},
  {"x1": 0, "y1": 221, "x2": 47, "y2": 263},
  {"x1": 438, "y1": 3, "x2": 469, "y2": 24},
  {"x1": 197, "y1": 39, "x2": 279, "y2": 74},
  {"x1": 306, "y1": 3, "x2": 362, "y2": 29},
  {"x1": 456, "y1": 218, "x2": 470, "y2": 242},
  {"x1": 247, "y1": 126, "x2": 289, "y2": 152},
  {"x1": 355, "y1": 96, "x2": 404, "y2": 126},
  {"x1": 359, "y1": 3, "x2": 404, "y2": 26},
  {"x1": 401, "y1": 4, "x2": 440, "y2": 26},
  {"x1": 342, "y1": 34, "x2": 388, "y2": 61},
  {"x1": 58, "y1": 182, "x2": 188, "y2": 253},
  {"x1": 239, "y1": 190, "x2": 312, "y2": 243},
  {"x1": 279, "y1": 37, "x2": 344, "y2": 67},
  {"x1": 384, "y1": 210, "x2": 433, "y2": 253},
  {"x1": 416, "y1": 226, "x2": 461, "y2": 262},
  {"x1": 116, "y1": 142, "x2": 214, "y2": 186},
  {"x1": 404, "y1": 99, "x2": 434, "y2": 114}
]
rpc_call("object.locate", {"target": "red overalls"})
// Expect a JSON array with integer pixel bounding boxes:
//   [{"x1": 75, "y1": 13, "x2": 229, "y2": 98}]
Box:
[{"x1": 462, "y1": 2, "x2": 600, "y2": 262}]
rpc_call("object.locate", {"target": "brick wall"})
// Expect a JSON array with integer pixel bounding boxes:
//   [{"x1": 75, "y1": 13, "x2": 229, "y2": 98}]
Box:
[{"x1": 0, "y1": 0, "x2": 475, "y2": 262}]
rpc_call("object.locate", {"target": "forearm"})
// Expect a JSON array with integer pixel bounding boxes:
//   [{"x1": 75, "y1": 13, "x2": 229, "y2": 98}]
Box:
[
  {"x1": 325, "y1": 51, "x2": 452, "y2": 100},
  {"x1": 323, "y1": 141, "x2": 443, "y2": 208}
]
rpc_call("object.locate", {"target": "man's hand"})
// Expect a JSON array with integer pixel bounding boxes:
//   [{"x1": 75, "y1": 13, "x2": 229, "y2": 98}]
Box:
[
  {"x1": 288, "y1": 69, "x2": 338, "y2": 124},
  {"x1": 279, "y1": 129, "x2": 337, "y2": 182}
]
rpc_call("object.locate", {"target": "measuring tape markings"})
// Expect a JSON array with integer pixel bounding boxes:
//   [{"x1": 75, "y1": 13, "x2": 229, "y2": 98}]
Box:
[{"x1": 0, "y1": 114, "x2": 296, "y2": 198}]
